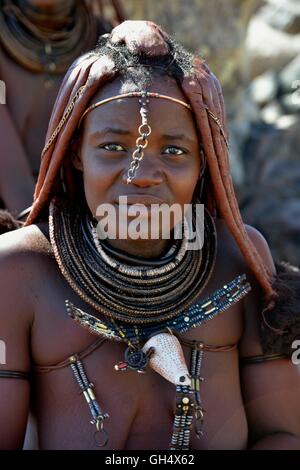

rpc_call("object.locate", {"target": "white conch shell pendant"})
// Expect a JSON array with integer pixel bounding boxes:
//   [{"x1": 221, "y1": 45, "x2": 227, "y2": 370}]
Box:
[{"x1": 142, "y1": 332, "x2": 191, "y2": 386}]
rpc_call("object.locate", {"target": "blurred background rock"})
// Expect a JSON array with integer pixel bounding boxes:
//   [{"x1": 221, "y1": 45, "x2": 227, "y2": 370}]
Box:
[{"x1": 122, "y1": 0, "x2": 300, "y2": 266}]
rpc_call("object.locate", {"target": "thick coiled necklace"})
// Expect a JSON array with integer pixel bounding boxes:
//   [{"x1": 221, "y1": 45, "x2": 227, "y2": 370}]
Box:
[{"x1": 49, "y1": 197, "x2": 218, "y2": 325}]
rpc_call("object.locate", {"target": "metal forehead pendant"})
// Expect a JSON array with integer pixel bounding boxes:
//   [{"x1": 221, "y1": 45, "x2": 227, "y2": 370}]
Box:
[{"x1": 126, "y1": 92, "x2": 152, "y2": 184}]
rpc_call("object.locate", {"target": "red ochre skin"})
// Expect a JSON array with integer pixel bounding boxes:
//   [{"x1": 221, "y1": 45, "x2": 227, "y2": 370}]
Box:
[
  {"x1": 0, "y1": 1, "x2": 108, "y2": 213},
  {"x1": 0, "y1": 75, "x2": 300, "y2": 451},
  {"x1": 0, "y1": 45, "x2": 61, "y2": 212}
]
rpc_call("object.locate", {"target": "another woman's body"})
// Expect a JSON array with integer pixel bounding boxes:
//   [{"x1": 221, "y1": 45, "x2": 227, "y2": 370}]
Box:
[{"x1": 0, "y1": 0, "x2": 111, "y2": 213}]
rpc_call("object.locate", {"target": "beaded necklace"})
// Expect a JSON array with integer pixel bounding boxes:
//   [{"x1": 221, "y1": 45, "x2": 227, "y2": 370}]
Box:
[{"x1": 49, "y1": 198, "x2": 217, "y2": 325}]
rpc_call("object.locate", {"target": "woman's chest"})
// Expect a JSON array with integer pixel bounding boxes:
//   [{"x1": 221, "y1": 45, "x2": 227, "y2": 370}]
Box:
[
  {"x1": 31, "y1": 280, "x2": 247, "y2": 450},
  {"x1": 29, "y1": 251, "x2": 250, "y2": 449},
  {"x1": 33, "y1": 337, "x2": 247, "y2": 450}
]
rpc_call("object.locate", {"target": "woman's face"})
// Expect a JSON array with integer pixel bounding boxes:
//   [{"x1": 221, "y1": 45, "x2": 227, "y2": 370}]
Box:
[{"x1": 75, "y1": 74, "x2": 204, "y2": 242}]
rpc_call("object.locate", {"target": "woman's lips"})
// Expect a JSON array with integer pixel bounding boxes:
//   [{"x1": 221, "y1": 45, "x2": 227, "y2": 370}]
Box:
[
  {"x1": 113, "y1": 196, "x2": 169, "y2": 220},
  {"x1": 115, "y1": 195, "x2": 167, "y2": 206}
]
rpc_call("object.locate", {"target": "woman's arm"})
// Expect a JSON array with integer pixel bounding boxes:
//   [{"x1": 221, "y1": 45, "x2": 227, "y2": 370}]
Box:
[
  {"x1": 0, "y1": 230, "x2": 33, "y2": 448},
  {"x1": 240, "y1": 226, "x2": 300, "y2": 449}
]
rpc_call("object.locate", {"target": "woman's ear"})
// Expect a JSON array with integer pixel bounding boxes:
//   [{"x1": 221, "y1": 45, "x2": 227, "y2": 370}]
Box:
[{"x1": 71, "y1": 137, "x2": 83, "y2": 171}]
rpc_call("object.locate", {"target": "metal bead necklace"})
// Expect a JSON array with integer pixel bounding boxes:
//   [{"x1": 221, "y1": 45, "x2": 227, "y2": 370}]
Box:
[{"x1": 49, "y1": 197, "x2": 217, "y2": 326}]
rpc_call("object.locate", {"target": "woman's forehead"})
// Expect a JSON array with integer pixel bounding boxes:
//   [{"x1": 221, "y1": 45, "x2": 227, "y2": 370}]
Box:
[
  {"x1": 89, "y1": 74, "x2": 187, "y2": 104},
  {"x1": 82, "y1": 74, "x2": 198, "y2": 140}
]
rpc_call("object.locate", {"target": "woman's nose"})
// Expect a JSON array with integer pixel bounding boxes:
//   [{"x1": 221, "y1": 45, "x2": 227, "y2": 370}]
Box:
[{"x1": 122, "y1": 153, "x2": 164, "y2": 187}]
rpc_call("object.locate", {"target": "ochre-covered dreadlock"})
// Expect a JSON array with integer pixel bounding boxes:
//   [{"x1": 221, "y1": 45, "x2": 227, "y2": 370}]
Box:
[{"x1": 24, "y1": 20, "x2": 277, "y2": 307}]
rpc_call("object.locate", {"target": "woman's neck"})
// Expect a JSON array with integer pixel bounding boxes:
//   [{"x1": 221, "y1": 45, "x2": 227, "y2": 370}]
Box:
[{"x1": 104, "y1": 238, "x2": 172, "y2": 261}]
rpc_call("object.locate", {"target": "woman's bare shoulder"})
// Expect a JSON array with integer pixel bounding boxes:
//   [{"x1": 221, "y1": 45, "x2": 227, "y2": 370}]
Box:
[
  {"x1": 214, "y1": 218, "x2": 274, "y2": 268},
  {"x1": 0, "y1": 223, "x2": 54, "y2": 326},
  {"x1": 0, "y1": 224, "x2": 51, "y2": 335},
  {"x1": 0, "y1": 222, "x2": 52, "y2": 270}
]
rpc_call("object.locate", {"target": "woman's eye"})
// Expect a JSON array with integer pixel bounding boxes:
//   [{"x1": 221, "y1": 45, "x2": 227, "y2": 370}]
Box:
[
  {"x1": 100, "y1": 143, "x2": 125, "y2": 152},
  {"x1": 163, "y1": 146, "x2": 185, "y2": 156}
]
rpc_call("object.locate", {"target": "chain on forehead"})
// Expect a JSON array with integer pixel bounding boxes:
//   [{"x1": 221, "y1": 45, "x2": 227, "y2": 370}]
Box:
[{"x1": 126, "y1": 92, "x2": 151, "y2": 184}]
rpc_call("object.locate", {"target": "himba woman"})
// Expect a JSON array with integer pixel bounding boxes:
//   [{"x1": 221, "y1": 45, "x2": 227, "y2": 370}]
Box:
[{"x1": 0, "y1": 21, "x2": 300, "y2": 450}]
